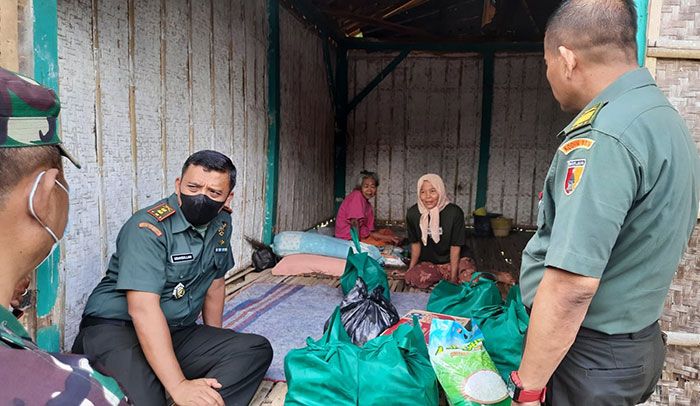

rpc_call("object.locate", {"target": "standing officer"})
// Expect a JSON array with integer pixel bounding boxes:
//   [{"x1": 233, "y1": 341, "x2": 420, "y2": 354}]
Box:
[
  {"x1": 72, "y1": 150, "x2": 272, "y2": 405},
  {"x1": 0, "y1": 67, "x2": 128, "y2": 404},
  {"x1": 511, "y1": 1, "x2": 700, "y2": 405}
]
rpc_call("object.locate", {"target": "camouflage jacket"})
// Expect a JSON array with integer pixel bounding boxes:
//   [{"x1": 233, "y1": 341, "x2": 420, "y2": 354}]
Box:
[{"x1": 0, "y1": 307, "x2": 130, "y2": 405}]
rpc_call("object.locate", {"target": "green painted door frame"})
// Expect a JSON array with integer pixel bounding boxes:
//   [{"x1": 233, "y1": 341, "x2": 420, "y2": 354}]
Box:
[
  {"x1": 634, "y1": 0, "x2": 649, "y2": 66},
  {"x1": 474, "y1": 52, "x2": 495, "y2": 210},
  {"x1": 263, "y1": 0, "x2": 281, "y2": 245},
  {"x1": 33, "y1": 0, "x2": 61, "y2": 352}
]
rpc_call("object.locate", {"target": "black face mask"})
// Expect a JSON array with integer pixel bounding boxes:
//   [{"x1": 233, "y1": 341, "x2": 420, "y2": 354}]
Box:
[{"x1": 179, "y1": 192, "x2": 225, "y2": 226}]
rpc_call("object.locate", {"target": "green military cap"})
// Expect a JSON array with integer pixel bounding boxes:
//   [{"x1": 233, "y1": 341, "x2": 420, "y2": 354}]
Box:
[{"x1": 0, "y1": 67, "x2": 80, "y2": 168}]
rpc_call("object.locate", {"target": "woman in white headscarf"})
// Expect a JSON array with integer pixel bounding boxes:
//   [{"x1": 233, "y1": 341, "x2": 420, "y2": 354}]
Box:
[{"x1": 404, "y1": 174, "x2": 476, "y2": 289}]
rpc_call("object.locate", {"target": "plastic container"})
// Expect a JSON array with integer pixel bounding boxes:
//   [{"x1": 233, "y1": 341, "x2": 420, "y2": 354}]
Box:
[{"x1": 490, "y1": 217, "x2": 513, "y2": 237}]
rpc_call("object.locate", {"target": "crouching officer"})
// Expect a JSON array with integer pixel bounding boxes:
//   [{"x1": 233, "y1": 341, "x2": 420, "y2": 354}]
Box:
[
  {"x1": 0, "y1": 67, "x2": 128, "y2": 404},
  {"x1": 72, "y1": 150, "x2": 273, "y2": 405}
]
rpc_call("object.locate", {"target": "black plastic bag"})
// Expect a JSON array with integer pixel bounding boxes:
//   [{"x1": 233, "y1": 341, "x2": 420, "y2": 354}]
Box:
[
  {"x1": 336, "y1": 277, "x2": 400, "y2": 346},
  {"x1": 252, "y1": 246, "x2": 277, "y2": 272}
]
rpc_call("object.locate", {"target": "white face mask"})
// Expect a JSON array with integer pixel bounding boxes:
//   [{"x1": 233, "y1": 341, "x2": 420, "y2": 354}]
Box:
[{"x1": 28, "y1": 171, "x2": 69, "y2": 260}]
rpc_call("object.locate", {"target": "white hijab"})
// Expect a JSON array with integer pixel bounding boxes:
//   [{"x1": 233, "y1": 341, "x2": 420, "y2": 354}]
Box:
[{"x1": 417, "y1": 174, "x2": 449, "y2": 245}]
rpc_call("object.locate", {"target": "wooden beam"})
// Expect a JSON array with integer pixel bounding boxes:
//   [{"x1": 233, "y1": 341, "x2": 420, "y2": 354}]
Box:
[
  {"x1": 475, "y1": 52, "x2": 495, "y2": 209},
  {"x1": 647, "y1": 46, "x2": 700, "y2": 60},
  {"x1": 344, "y1": 38, "x2": 543, "y2": 53},
  {"x1": 644, "y1": 0, "x2": 663, "y2": 76},
  {"x1": 287, "y1": 0, "x2": 345, "y2": 44},
  {"x1": 324, "y1": 8, "x2": 438, "y2": 39},
  {"x1": 347, "y1": 50, "x2": 409, "y2": 113}
]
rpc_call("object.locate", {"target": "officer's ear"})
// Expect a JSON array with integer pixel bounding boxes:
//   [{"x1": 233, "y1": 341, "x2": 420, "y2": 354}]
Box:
[
  {"x1": 558, "y1": 45, "x2": 577, "y2": 79},
  {"x1": 28, "y1": 168, "x2": 61, "y2": 224},
  {"x1": 224, "y1": 191, "x2": 234, "y2": 209}
]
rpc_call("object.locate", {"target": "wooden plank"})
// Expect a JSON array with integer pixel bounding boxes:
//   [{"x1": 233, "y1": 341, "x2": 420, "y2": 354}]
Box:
[
  {"x1": 647, "y1": 46, "x2": 700, "y2": 60},
  {"x1": 250, "y1": 380, "x2": 275, "y2": 406},
  {"x1": 644, "y1": 0, "x2": 664, "y2": 76},
  {"x1": 0, "y1": 0, "x2": 19, "y2": 71},
  {"x1": 230, "y1": 0, "x2": 247, "y2": 266},
  {"x1": 191, "y1": 0, "x2": 213, "y2": 152},
  {"x1": 263, "y1": 382, "x2": 288, "y2": 406},
  {"x1": 133, "y1": 0, "x2": 164, "y2": 205},
  {"x1": 212, "y1": 0, "x2": 233, "y2": 158},
  {"x1": 57, "y1": 0, "x2": 102, "y2": 348},
  {"x1": 97, "y1": 0, "x2": 133, "y2": 256},
  {"x1": 164, "y1": 0, "x2": 190, "y2": 185}
]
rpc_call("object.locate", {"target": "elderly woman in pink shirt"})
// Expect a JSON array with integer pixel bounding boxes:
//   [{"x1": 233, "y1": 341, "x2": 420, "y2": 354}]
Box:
[{"x1": 335, "y1": 171, "x2": 400, "y2": 246}]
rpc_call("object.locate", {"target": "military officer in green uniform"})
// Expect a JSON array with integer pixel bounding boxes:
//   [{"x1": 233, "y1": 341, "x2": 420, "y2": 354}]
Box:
[
  {"x1": 0, "y1": 67, "x2": 128, "y2": 404},
  {"x1": 72, "y1": 150, "x2": 272, "y2": 405},
  {"x1": 509, "y1": 1, "x2": 700, "y2": 406}
]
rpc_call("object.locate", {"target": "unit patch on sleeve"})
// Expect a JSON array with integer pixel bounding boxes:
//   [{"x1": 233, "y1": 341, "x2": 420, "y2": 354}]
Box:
[
  {"x1": 147, "y1": 203, "x2": 176, "y2": 222},
  {"x1": 564, "y1": 159, "x2": 586, "y2": 195},
  {"x1": 138, "y1": 222, "x2": 163, "y2": 237},
  {"x1": 559, "y1": 138, "x2": 595, "y2": 155}
]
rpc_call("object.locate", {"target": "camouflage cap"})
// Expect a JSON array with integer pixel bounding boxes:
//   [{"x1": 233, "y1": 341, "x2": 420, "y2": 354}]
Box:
[{"x1": 0, "y1": 67, "x2": 80, "y2": 168}]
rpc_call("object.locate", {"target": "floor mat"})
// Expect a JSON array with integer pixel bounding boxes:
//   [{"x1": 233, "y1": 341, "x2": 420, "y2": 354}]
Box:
[{"x1": 221, "y1": 282, "x2": 430, "y2": 381}]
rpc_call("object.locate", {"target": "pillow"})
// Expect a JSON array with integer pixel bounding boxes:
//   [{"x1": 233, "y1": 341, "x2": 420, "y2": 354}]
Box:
[{"x1": 271, "y1": 254, "x2": 346, "y2": 277}]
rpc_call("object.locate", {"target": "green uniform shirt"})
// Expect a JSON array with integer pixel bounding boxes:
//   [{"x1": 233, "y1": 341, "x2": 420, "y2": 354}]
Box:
[
  {"x1": 520, "y1": 68, "x2": 700, "y2": 334},
  {"x1": 406, "y1": 203, "x2": 468, "y2": 264},
  {"x1": 83, "y1": 193, "x2": 235, "y2": 327}
]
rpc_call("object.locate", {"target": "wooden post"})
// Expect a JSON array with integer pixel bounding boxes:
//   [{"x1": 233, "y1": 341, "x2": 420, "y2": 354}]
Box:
[{"x1": 0, "y1": 0, "x2": 20, "y2": 71}]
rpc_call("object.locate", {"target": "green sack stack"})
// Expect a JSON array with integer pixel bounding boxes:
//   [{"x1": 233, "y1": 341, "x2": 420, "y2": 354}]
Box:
[
  {"x1": 284, "y1": 307, "x2": 439, "y2": 406},
  {"x1": 471, "y1": 285, "x2": 530, "y2": 382},
  {"x1": 426, "y1": 272, "x2": 503, "y2": 318},
  {"x1": 340, "y1": 227, "x2": 391, "y2": 301}
]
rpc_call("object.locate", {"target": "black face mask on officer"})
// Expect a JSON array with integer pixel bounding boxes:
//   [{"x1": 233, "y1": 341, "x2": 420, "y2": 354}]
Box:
[{"x1": 179, "y1": 193, "x2": 225, "y2": 226}]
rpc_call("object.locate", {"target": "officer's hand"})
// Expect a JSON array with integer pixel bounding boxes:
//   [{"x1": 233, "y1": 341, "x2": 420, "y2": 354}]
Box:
[{"x1": 171, "y1": 378, "x2": 224, "y2": 406}]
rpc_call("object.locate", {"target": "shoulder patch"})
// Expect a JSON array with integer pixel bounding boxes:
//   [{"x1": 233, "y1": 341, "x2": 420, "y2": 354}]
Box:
[
  {"x1": 559, "y1": 138, "x2": 596, "y2": 155},
  {"x1": 147, "y1": 203, "x2": 176, "y2": 222},
  {"x1": 139, "y1": 222, "x2": 163, "y2": 237},
  {"x1": 564, "y1": 159, "x2": 586, "y2": 196},
  {"x1": 567, "y1": 102, "x2": 605, "y2": 135}
]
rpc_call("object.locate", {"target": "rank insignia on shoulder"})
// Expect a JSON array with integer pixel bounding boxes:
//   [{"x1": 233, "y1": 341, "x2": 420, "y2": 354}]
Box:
[
  {"x1": 559, "y1": 138, "x2": 595, "y2": 155},
  {"x1": 138, "y1": 222, "x2": 163, "y2": 237},
  {"x1": 147, "y1": 203, "x2": 176, "y2": 222},
  {"x1": 565, "y1": 102, "x2": 606, "y2": 135},
  {"x1": 217, "y1": 222, "x2": 228, "y2": 237}
]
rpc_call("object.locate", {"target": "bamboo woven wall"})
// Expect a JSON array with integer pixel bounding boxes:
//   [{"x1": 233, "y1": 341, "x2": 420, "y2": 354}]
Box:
[
  {"x1": 57, "y1": 0, "x2": 268, "y2": 346},
  {"x1": 346, "y1": 52, "x2": 483, "y2": 222},
  {"x1": 346, "y1": 51, "x2": 566, "y2": 225},
  {"x1": 277, "y1": 7, "x2": 335, "y2": 232},
  {"x1": 487, "y1": 53, "x2": 572, "y2": 226},
  {"x1": 644, "y1": 1, "x2": 700, "y2": 404}
]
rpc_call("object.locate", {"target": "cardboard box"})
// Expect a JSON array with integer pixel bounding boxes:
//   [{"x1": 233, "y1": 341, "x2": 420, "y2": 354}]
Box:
[{"x1": 381, "y1": 309, "x2": 470, "y2": 344}]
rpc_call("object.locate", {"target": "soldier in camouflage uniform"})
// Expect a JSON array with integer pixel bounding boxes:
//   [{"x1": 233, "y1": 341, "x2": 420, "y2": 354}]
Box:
[{"x1": 0, "y1": 67, "x2": 129, "y2": 405}]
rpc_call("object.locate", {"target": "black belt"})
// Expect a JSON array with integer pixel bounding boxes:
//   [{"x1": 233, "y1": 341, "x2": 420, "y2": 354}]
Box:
[
  {"x1": 80, "y1": 316, "x2": 133, "y2": 330},
  {"x1": 524, "y1": 306, "x2": 659, "y2": 340}
]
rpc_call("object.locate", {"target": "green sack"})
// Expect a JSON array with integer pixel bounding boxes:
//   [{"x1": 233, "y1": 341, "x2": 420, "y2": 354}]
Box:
[
  {"x1": 426, "y1": 272, "x2": 503, "y2": 318},
  {"x1": 284, "y1": 307, "x2": 439, "y2": 406},
  {"x1": 340, "y1": 227, "x2": 390, "y2": 301},
  {"x1": 471, "y1": 285, "x2": 530, "y2": 382},
  {"x1": 284, "y1": 307, "x2": 360, "y2": 406},
  {"x1": 358, "y1": 314, "x2": 439, "y2": 406}
]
